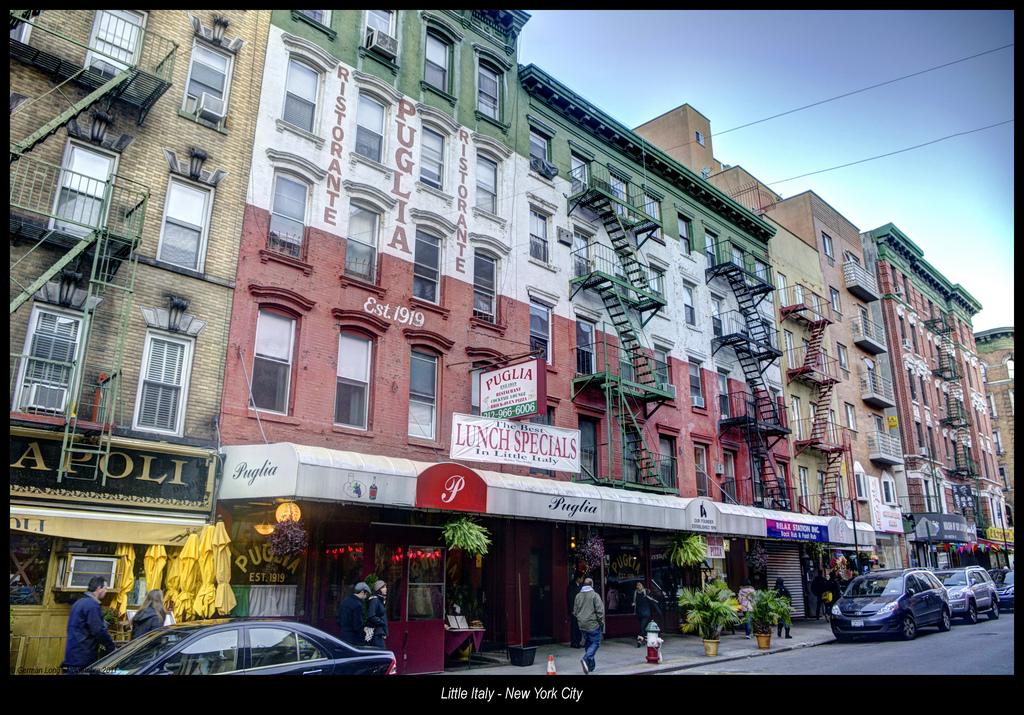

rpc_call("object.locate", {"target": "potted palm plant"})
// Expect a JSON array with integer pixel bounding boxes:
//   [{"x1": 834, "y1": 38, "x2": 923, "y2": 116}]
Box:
[
  {"x1": 677, "y1": 580, "x2": 741, "y2": 656},
  {"x1": 749, "y1": 589, "x2": 791, "y2": 650}
]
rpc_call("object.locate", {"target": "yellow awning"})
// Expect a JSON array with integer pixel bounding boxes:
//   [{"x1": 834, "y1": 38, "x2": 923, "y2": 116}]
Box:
[{"x1": 9, "y1": 505, "x2": 207, "y2": 545}]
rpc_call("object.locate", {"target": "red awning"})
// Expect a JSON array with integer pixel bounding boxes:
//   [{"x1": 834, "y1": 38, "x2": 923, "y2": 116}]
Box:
[{"x1": 978, "y1": 537, "x2": 1013, "y2": 551}]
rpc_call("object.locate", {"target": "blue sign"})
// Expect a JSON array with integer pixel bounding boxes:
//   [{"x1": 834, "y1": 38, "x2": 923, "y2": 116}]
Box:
[{"x1": 766, "y1": 518, "x2": 828, "y2": 542}]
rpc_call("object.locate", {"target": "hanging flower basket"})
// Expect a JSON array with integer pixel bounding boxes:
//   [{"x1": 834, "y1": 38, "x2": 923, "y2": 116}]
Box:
[
  {"x1": 745, "y1": 541, "x2": 768, "y2": 574},
  {"x1": 441, "y1": 516, "x2": 491, "y2": 556},
  {"x1": 580, "y1": 536, "x2": 604, "y2": 572},
  {"x1": 268, "y1": 518, "x2": 308, "y2": 557},
  {"x1": 665, "y1": 533, "x2": 707, "y2": 568}
]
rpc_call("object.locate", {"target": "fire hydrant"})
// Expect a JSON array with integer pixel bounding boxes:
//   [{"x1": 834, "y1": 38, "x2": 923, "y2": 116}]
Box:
[{"x1": 644, "y1": 620, "x2": 663, "y2": 664}]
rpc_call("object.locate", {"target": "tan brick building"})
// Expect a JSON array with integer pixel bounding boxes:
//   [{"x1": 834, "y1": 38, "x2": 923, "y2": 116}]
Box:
[{"x1": 976, "y1": 327, "x2": 1014, "y2": 531}]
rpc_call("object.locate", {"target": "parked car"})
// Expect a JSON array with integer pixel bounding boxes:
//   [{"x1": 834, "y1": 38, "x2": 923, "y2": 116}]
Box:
[
  {"x1": 81, "y1": 619, "x2": 397, "y2": 675},
  {"x1": 831, "y1": 568, "x2": 951, "y2": 642},
  {"x1": 988, "y1": 567, "x2": 1010, "y2": 586},
  {"x1": 934, "y1": 566, "x2": 1000, "y2": 623},
  {"x1": 995, "y1": 570, "x2": 1014, "y2": 611}
]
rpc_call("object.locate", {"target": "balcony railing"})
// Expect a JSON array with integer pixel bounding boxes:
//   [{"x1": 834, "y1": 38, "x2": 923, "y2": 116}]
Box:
[
  {"x1": 793, "y1": 419, "x2": 849, "y2": 453},
  {"x1": 785, "y1": 346, "x2": 840, "y2": 386},
  {"x1": 719, "y1": 389, "x2": 787, "y2": 432},
  {"x1": 778, "y1": 283, "x2": 833, "y2": 324},
  {"x1": 867, "y1": 431, "x2": 903, "y2": 466},
  {"x1": 572, "y1": 336, "x2": 674, "y2": 400},
  {"x1": 712, "y1": 311, "x2": 781, "y2": 354},
  {"x1": 344, "y1": 238, "x2": 377, "y2": 283},
  {"x1": 705, "y1": 239, "x2": 774, "y2": 291},
  {"x1": 10, "y1": 352, "x2": 119, "y2": 426},
  {"x1": 568, "y1": 163, "x2": 662, "y2": 230},
  {"x1": 860, "y1": 370, "x2": 896, "y2": 408},
  {"x1": 569, "y1": 242, "x2": 658, "y2": 293},
  {"x1": 843, "y1": 260, "x2": 880, "y2": 302},
  {"x1": 851, "y1": 314, "x2": 888, "y2": 354}
]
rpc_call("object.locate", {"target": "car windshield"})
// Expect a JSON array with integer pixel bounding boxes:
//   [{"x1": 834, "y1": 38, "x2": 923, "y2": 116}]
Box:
[
  {"x1": 85, "y1": 629, "x2": 194, "y2": 674},
  {"x1": 845, "y1": 575, "x2": 903, "y2": 597},
  {"x1": 935, "y1": 571, "x2": 967, "y2": 586},
  {"x1": 1002, "y1": 572, "x2": 1014, "y2": 587}
]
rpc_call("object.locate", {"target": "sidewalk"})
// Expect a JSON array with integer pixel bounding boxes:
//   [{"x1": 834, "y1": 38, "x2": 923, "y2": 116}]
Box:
[{"x1": 448, "y1": 618, "x2": 837, "y2": 676}]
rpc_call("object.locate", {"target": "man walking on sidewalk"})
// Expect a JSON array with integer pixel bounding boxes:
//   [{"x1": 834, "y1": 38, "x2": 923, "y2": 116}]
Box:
[{"x1": 573, "y1": 577, "x2": 604, "y2": 674}]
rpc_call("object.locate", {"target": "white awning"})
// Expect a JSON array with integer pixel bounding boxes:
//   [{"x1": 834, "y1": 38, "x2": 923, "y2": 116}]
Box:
[
  {"x1": 10, "y1": 504, "x2": 208, "y2": 545},
  {"x1": 828, "y1": 516, "x2": 878, "y2": 546}
]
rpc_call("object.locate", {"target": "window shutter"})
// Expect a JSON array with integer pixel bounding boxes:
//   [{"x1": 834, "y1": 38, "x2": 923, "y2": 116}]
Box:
[{"x1": 139, "y1": 338, "x2": 184, "y2": 430}]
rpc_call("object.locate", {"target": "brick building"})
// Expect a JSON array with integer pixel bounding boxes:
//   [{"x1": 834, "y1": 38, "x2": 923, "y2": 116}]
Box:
[{"x1": 975, "y1": 326, "x2": 1014, "y2": 552}]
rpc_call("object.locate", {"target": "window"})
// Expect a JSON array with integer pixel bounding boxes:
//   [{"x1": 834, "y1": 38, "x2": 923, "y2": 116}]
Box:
[
  {"x1": 55, "y1": 143, "x2": 116, "y2": 236},
  {"x1": 844, "y1": 403, "x2": 857, "y2": 430},
  {"x1": 530, "y1": 302, "x2": 551, "y2": 364},
  {"x1": 249, "y1": 627, "x2": 324, "y2": 669},
  {"x1": 927, "y1": 426, "x2": 936, "y2": 457},
  {"x1": 899, "y1": 316, "x2": 907, "y2": 341},
  {"x1": 475, "y1": 156, "x2": 497, "y2": 213},
  {"x1": 792, "y1": 396, "x2": 802, "y2": 439},
  {"x1": 994, "y1": 429, "x2": 1003, "y2": 454},
  {"x1": 355, "y1": 93, "x2": 385, "y2": 163},
  {"x1": 158, "y1": 179, "x2": 210, "y2": 271},
  {"x1": 654, "y1": 347, "x2": 671, "y2": 387},
  {"x1": 908, "y1": 368, "x2": 917, "y2": 400},
  {"x1": 798, "y1": 467, "x2": 810, "y2": 503},
  {"x1": 299, "y1": 10, "x2": 330, "y2": 24},
  {"x1": 529, "y1": 208, "x2": 549, "y2": 263},
  {"x1": 837, "y1": 343, "x2": 849, "y2": 371},
  {"x1": 777, "y1": 272, "x2": 788, "y2": 298},
  {"x1": 408, "y1": 350, "x2": 437, "y2": 439},
  {"x1": 695, "y1": 130, "x2": 705, "y2": 146},
  {"x1": 366, "y1": 10, "x2": 393, "y2": 37},
  {"x1": 268, "y1": 174, "x2": 307, "y2": 258},
  {"x1": 282, "y1": 58, "x2": 319, "y2": 133},
  {"x1": 704, "y1": 229, "x2": 718, "y2": 264},
  {"x1": 424, "y1": 32, "x2": 450, "y2": 91},
  {"x1": 345, "y1": 203, "x2": 379, "y2": 283},
  {"x1": 251, "y1": 311, "x2": 295, "y2": 414},
  {"x1": 609, "y1": 174, "x2": 627, "y2": 217},
  {"x1": 784, "y1": 330, "x2": 795, "y2": 355},
  {"x1": 412, "y1": 229, "x2": 441, "y2": 303},
  {"x1": 882, "y1": 478, "x2": 896, "y2": 505},
  {"x1": 723, "y1": 452, "x2": 737, "y2": 502},
  {"x1": 683, "y1": 284, "x2": 696, "y2": 326},
  {"x1": 570, "y1": 154, "x2": 589, "y2": 194},
  {"x1": 579, "y1": 416, "x2": 598, "y2": 477},
  {"x1": 472, "y1": 252, "x2": 496, "y2": 322},
  {"x1": 134, "y1": 333, "x2": 191, "y2": 434},
  {"x1": 718, "y1": 371, "x2": 730, "y2": 417},
  {"x1": 15, "y1": 308, "x2": 83, "y2": 413},
  {"x1": 642, "y1": 193, "x2": 660, "y2": 227},
  {"x1": 821, "y1": 232, "x2": 834, "y2": 259},
  {"x1": 335, "y1": 332, "x2": 371, "y2": 429},
  {"x1": 689, "y1": 360, "x2": 705, "y2": 408},
  {"x1": 10, "y1": 18, "x2": 31, "y2": 43},
  {"x1": 650, "y1": 267, "x2": 666, "y2": 299},
  {"x1": 572, "y1": 229, "x2": 591, "y2": 278},
  {"x1": 677, "y1": 214, "x2": 691, "y2": 253},
  {"x1": 576, "y1": 320, "x2": 595, "y2": 375},
  {"x1": 163, "y1": 630, "x2": 240, "y2": 675},
  {"x1": 712, "y1": 298, "x2": 723, "y2": 338},
  {"x1": 830, "y1": 287, "x2": 842, "y2": 315},
  {"x1": 419, "y1": 127, "x2": 444, "y2": 190},
  {"x1": 529, "y1": 129, "x2": 549, "y2": 162},
  {"x1": 753, "y1": 260, "x2": 769, "y2": 283},
  {"x1": 920, "y1": 375, "x2": 929, "y2": 406},
  {"x1": 184, "y1": 43, "x2": 231, "y2": 118},
  {"x1": 914, "y1": 421, "x2": 924, "y2": 451},
  {"x1": 477, "y1": 63, "x2": 500, "y2": 119},
  {"x1": 87, "y1": 10, "x2": 144, "y2": 74},
  {"x1": 911, "y1": 324, "x2": 919, "y2": 353},
  {"x1": 694, "y1": 444, "x2": 708, "y2": 496}
]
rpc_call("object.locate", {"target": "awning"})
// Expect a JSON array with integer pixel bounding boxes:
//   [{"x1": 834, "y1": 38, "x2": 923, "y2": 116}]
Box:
[
  {"x1": 685, "y1": 498, "x2": 765, "y2": 537},
  {"x1": 827, "y1": 517, "x2": 878, "y2": 546},
  {"x1": 10, "y1": 504, "x2": 208, "y2": 545}
]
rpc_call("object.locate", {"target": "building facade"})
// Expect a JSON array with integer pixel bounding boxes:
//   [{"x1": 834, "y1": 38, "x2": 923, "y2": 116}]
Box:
[
  {"x1": 9, "y1": 9, "x2": 269, "y2": 671},
  {"x1": 975, "y1": 327, "x2": 1014, "y2": 558}
]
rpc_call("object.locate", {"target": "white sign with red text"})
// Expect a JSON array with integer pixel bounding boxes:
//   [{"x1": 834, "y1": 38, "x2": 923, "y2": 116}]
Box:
[
  {"x1": 450, "y1": 413, "x2": 580, "y2": 473},
  {"x1": 479, "y1": 358, "x2": 546, "y2": 420},
  {"x1": 868, "y1": 475, "x2": 904, "y2": 534}
]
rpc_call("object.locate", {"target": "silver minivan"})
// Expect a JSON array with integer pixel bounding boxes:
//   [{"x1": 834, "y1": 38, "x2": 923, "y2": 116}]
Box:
[{"x1": 933, "y1": 566, "x2": 1000, "y2": 623}]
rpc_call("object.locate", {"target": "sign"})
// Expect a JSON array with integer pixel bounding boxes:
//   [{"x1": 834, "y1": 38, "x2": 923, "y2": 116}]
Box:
[
  {"x1": 415, "y1": 462, "x2": 487, "y2": 513},
  {"x1": 479, "y1": 358, "x2": 546, "y2": 420},
  {"x1": 868, "y1": 476, "x2": 885, "y2": 532},
  {"x1": 914, "y1": 513, "x2": 974, "y2": 543},
  {"x1": 685, "y1": 498, "x2": 718, "y2": 532},
  {"x1": 706, "y1": 536, "x2": 725, "y2": 560},
  {"x1": 766, "y1": 518, "x2": 828, "y2": 542},
  {"x1": 363, "y1": 296, "x2": 425, "y2": 327},
  {"x1": 10, "y1": 427, "x2": 215, "y2": 513},
  {"x1": 450, "y1": 413, "x2": 580, "y2": 473},
  {"x1": 888, "y1": 416, "x2": 899, "y2": 430},
  {"x1": 867, "y1": 476, "x2": 902, "y2": 534},
  {"x1": 951, "y1": 484, "x2": 974, "y2": 511},
  {"x1": 231, "y1": 517, "x2": 304, "y2": 585},
  {"x1": 987, "y1": 526, "x2": 1014, "y2": 542},
  {"x1": 220, "y1": 444, "x2": 299, "y2": 500}
]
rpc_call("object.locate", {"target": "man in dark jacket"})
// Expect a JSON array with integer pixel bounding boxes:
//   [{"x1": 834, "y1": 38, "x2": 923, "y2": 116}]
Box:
[
  {"x1": 566, "y1": 574, "x2": 584, "y2": 648},
  {"x1": 337, "y1": 581, "x2": 370, "y2": 646},
  {"x1": 811, "y1": 571, "x2": 828, "y2": 619},
  {"x1": 62, "y1": 576, "x2": 116, "y2": 673},
  {"x1": 774, "y1": 578, "x2": 793, "y2": 638},
  {"x1": 366, "y1": 580, "x2": 389, "y2": 648},
  {"x1": 633, "y1": 582, "x2": 662, "y2": 647}
]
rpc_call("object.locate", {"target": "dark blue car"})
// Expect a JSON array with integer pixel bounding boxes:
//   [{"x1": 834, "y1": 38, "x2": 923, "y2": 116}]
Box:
[
  {"x1": 831, "y1": 568, "x2": 951, "y2": 642},
  {"x1": 995, "y1": 570, "x2": 1014, "y2": 611}
]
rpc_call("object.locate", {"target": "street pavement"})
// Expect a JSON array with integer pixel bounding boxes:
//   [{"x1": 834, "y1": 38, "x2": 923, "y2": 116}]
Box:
[{"x1": 668, "y1": 612, "x2": 1014, "y2": 675}]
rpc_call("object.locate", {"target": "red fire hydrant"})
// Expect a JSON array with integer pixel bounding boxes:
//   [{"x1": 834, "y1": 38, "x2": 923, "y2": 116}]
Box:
[{"x1": 644, "y1": 621, "x2": 663, "y2": 664}]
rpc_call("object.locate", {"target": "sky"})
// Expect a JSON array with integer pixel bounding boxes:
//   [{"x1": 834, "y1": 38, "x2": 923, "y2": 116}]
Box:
[{"x1": 518, "y1": 10, "x2": 1014, "y2": 332}]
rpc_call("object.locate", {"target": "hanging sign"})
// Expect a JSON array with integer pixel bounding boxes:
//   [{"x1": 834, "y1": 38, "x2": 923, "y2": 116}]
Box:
[
  {"x1": 479, "y1": 358, "x2": 546, "y2": 420},
  {"x1": 415, "y1": 462, "x2": 487, "y2": 513},
  {"x1": 450, "y1": 413, "x2": 580, "y2": 473},
  {"x1": 706, "y1": 536, "x2": 726, "y2": 560}
]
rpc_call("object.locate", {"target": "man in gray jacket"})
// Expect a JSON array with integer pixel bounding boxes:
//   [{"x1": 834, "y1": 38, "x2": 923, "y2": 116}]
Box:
[{"x1": 572, "y1": 577, "x2": 604, "y2": 674}]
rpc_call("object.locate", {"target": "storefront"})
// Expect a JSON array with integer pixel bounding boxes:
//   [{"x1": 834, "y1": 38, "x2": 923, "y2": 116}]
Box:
[
  {"x1": 908, "y1": 513, "x2": 975, "y2": 569},
  {"x1": 866, "y1": 475, "x2": 907, "y2": 570},
  {"x1": 9, "y1": 426, "x2": 216, "y2": 674},
  {"x1": 983, "y1": 527, "x2": 1014, "y2": 569}
]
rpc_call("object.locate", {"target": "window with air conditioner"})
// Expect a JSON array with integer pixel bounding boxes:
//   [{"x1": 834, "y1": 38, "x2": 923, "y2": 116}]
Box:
[
  {"x1": 15, "y1": 307, "x2": 83, "y2": 414},
  {"x1": 133, "y1": 332, "x2": 192, "y2": 435},
  {"x1": 183, "y1": 42, "x2": 231, "y2": 123},
  {"x1": 86, "y1": 10, "x2": 145, "y2": 75},
  {"x1": 365, "y1": 10, "x2": 398, "y2": 58},
  {"x1": 689, "y1": 360, "x2": 705, "y2": 408},
  {"x1": 281, "y1": 57, "x2": 320, "y2": 134},
  {"x1": 64, "y1": 555, "x2": 119, "y2": 591},
  {"x1": 654, "y1": 347, "x2": 672, "y2": 391}
]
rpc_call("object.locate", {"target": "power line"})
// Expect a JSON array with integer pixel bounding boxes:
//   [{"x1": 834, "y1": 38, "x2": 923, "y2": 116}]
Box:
[{"x1": 766, "y1": 119, "x2": 1013, "y2": 186}]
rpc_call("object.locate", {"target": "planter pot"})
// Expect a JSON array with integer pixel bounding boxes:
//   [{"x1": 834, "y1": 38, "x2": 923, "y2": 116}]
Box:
[
  {"x1": 702, "y1": 639, "x2": 720, "y2": 657},
  {"x1": 754, "y1": 633, "x2": 772, "y2": 650},
  {"x1": 507, "y1": 645, "x2": 537, "y2": 667}
]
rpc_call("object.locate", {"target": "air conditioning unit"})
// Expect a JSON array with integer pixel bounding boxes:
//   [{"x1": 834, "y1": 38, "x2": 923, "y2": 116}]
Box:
[
  {"x1": 63, "y1": 554, "x2": 119, "y2": 591},
  {"x1": 26, "y1": 382, "x2": 68, "y2": 412},
  {"x1": 714, "y1": 463, "x2": 725, "y2": 475},
  {"x1": 556, "y1": 227, "x2": 573, "y2": 246},
  {"x1": 197, "y1": 93, "x2": 226, "y2": 123},
  {"x1": 529, "y1": 156, "x2": 560, "y2": 180},
  {"x1": 902, "y1": 339, "x2": 913, "y2": 351},
  {"x1": 365, "y1": 28, "x2": 399, "y2": 59}
]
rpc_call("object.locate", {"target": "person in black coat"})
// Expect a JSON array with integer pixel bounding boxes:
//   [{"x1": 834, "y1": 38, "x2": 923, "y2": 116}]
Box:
[
  {"x1": 62, "y1": 576, "x2": 117, "y2": 673},
  {"x1": 337, "y1": 581, "x2": 370, "y2": 646},
  {"x1": 366, "y1": 580, "x2": 389, "y2": 648},
  {"x1": 567, "y1": 574, "x2": 584, "y2": 648},
  {"x1": 810, "y1": 572, "x2": 828, "y2": 619},
  {"x1": 632, "y1": 582, "x2": 662, "y2": 647},
  {"x1": 774, "y1": 578, "x2": 793, "y2": 639},
  {"x1": 827, "y1": 573, "x2": 843, "y2": 613},
  {"x1": 131, "y1": 589, "x2": 168, "y2": 640}
]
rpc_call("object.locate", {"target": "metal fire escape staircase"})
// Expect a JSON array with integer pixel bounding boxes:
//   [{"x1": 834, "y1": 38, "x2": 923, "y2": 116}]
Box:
[
  {"x1": 706, "y1": 241, "x2": 790, "y2": 509},
  {"x1": 568, "y1": 165, "x2": 674, "y2": 492},
  {"x1": 9, "y1": 10, "x2": 174, "y2": 484},
  {"x1": 781, "y1": 286, "x2": 852, "y2": 516}
]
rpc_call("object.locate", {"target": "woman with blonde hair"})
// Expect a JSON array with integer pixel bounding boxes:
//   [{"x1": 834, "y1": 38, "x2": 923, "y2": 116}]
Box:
[{"x1": 131, "y1": 590, "x2": 168, "y2": 640}]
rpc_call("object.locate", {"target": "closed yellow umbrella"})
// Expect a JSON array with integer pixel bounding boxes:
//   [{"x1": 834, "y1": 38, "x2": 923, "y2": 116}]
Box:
[
  {"x1": 144, "y1": 544, "x2": 167, "y2": 593},
  {"x1": 176, "y1": 533, "x2": 200, "y2": 622},
  {"x1": 113, "y1": 544, "x2": 136, "y2": 618},
  {"x1": 213, "y1": 521, "x2": 237, "y2": 616},
  {"x1": 164, "y1": 550, "x2": 181, "y2": 621},
  {"x1": 193, "y1": 525, "x2": 217, "y2": 619}
]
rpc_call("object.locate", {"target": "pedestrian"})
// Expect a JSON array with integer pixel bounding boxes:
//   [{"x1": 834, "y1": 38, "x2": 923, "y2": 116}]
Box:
[
  {"x1": 773, "y1": 578, "x2": 793, "y2": 639},
  {"x1": 737, "y1": 579, "x2": 756, "y2": 639},
  {"x1": 632, "y1": 582, "x2": 662, "y2": 647},
  {"x1": 827, "y1": 572, "x2": 843, "y2": 614},
  {"x1": 62, "y1": 576, "x2": 117, "y2": 673},
  {"x1": 130, "y1": 589, "x2": 168, "y2": 640},
  {"x1": 367, "y1": 580, "x2": 389, "y2": 648},
  {"x1": 811, "y1": 571, "x2": 828, "y2": 620},
  {"x1": 567, "y1": 573, "x2": 584, "y2": 648},
  {"x1": 337, "y1": 581, "x2": 371, "y2": 646},
  {"x1": 573, "y1": 577, "x2": 605, "y2": 674}
]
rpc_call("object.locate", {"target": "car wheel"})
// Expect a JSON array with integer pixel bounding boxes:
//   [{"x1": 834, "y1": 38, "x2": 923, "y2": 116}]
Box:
[
  {"x1": 965, "y1": 602, "x2": 978, "y2": 624},
  {"x1": 987, "y1": 601, "x2": 1000, "y2": 620},
  {"x1": 937, "y1": 607, "x2": 951, "y2": 632},
  {"x1": 900, "y1": 614, "x2": 916, "y2": 641}
]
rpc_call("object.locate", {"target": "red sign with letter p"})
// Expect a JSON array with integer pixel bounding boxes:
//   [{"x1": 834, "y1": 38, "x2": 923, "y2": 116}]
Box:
[{"x1": 415, "y1": 462, "x2": 487, "y2": 513}]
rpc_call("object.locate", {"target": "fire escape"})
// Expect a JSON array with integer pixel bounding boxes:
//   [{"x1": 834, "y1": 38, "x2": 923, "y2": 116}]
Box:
[
  {"x1": 568, "y1": 164, "x2": 675, "y2": 492},
  {"x1": 707, "y1": 240, "x2": 790, "y2": 509},
  {"x1": 779, "y1": 285, "x2": 853, "y2": 516},
  {"x1": 9, "y1": 10, "x2": 175, "y2": 482}
]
